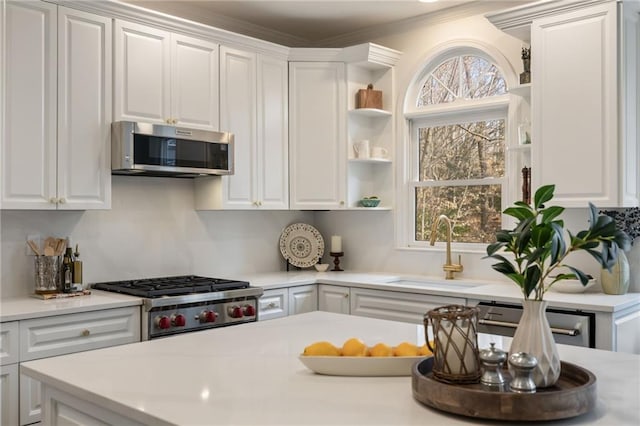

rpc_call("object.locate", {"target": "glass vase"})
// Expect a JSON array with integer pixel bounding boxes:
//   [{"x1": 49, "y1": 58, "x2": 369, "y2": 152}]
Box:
[
  {"x1": 509, "y1": 300, "x2": 561, "y2": 388},
  {"x1": 600, "y1": 250, "x2": 630, "y2": 295}
]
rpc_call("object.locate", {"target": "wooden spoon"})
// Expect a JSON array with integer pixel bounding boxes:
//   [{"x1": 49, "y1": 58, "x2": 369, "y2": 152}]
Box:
[{"x1": 27, "y1": 240, "x2": 41, "y2": 256}]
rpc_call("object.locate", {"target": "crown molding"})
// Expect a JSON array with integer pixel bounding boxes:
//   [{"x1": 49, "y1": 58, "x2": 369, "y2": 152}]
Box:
[{"x1": 54, "y1": 0, "x2": 291, "y2": 58}]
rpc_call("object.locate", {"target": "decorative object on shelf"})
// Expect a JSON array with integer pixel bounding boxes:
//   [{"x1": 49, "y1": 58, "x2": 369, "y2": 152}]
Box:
[
  {"x1": 359, "y1": 196, "x2": 380, "y2": 208},
  {"x1": 599, "y1": 207, "x2": 639, "y2": 295},
  {"x1": 330, "y1": 252, "x2": 344, "y2": 271},
  {"x1": 522, "y1": 166, "x2": 531, "y2": 204},
  {"x1": 356, "y1": 83, "x2": 383, "y2": 109},
  {"x1": 371, "y1": 146, "x2": 388, "y2": 159},
  {"x1": 424, "y1": 305, "x2": 481, "y2": 384},
  {"x1": 279, "y1": 223, "x2": 325, "y2": 269},
  {"x1": 508, "y1": 352, "x2": 538, "y2": 393},
  {"x1": 520, "y1": 47, "x2": 531, "y2": 84},
  {"x1": 479, "y1": 343, "x2": 508, "y2": 388},
  {"x1": 353, "y1": 139, "x2": 370, "y2": 159},
  {"x1": 485, "y1": 184, "x2": 631, "y2": 387},
  {"x1": 518, "y1": 120, "x2": 531, "y2": 145}
]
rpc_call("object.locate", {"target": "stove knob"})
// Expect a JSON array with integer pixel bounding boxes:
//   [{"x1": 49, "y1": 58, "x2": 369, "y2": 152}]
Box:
[
  {"x1": 199, "y1": 310, "x2": 218, "y2": 323},
  {"x1": 155, "y1": 316, "x2": 171, "y2": 330},
  {"x1": 172, "y1": 314, "x2": 186, "y2": 327},
  {"x1": 229, "y1": 305, "x2": 244, "y2": 319},
  {"x1": 243, "y1": 304, "x2": 256, "y2": 317}
]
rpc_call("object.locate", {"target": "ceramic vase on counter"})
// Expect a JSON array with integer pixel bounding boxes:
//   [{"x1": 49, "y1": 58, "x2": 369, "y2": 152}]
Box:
[
  {"x1": 509, "y1": 300, "x2": 561, "y2": 388},
  {"x1": 600, "y1": 250, "x2": 630, "y2": 295}
]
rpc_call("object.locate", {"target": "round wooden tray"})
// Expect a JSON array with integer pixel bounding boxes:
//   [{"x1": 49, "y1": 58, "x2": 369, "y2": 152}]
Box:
[{"x1": 412, "y1": 357, "x2": 597, "y2": 421}]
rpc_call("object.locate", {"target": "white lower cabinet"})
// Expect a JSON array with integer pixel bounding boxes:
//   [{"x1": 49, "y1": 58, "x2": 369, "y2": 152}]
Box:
[
  {"x1": 259, "y1": 286, "x2": 318, "y2": 320},
  {"x1": 318, "y1": 285, "x2": 351, "y2": 314},
  {"x1": 9, "y1": 306, "x2": 141, "y2": 425},
  {"x1": 595, "y1": 304, "x2": 640, "y2": 354},
  {"x1": 350, "y1": 288, "x2": 465, "y2": 324},
  {"x1": 1, "y1": 321, "x2": 20, "y2": 426}
]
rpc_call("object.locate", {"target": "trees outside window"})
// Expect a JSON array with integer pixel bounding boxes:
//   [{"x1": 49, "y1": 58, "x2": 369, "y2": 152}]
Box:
[{"x1": 408, "y1": 53, "x2": 508, "y2": 245}]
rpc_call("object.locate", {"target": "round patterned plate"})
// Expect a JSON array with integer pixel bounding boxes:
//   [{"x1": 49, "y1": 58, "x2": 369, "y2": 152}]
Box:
[{"x1": 279, "y1": 223, "x2": 325, "y2": 268}]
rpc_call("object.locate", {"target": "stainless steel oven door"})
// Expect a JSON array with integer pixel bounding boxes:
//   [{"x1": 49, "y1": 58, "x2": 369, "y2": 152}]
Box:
[{"x1": 475, "y1": 302, "x2": 595, "y2": 348}]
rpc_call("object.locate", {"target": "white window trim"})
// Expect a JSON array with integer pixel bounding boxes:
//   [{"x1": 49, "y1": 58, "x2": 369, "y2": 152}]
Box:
[{"x1": 396, "y1": 41, "x2": 520, "y2": 253}]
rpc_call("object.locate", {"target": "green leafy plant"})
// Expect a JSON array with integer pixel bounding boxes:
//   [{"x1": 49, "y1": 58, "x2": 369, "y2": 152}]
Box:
[{"x1": 485, "y1": 185, "x2": 631, "y2": 300}]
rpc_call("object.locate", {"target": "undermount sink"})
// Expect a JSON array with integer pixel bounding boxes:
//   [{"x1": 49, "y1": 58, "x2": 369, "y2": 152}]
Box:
[{"x1": 384, "y1": 279, "x2": 483, "y2": 290}]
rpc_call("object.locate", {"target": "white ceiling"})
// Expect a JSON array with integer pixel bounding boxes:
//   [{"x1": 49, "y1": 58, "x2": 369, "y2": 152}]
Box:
[{"x1": 119, "y1": 0, "x2": 524, "y2": 47}]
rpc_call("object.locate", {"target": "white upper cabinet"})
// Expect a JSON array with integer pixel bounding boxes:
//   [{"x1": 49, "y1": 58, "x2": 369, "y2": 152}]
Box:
[
  {"x1": 195, "y1": 49, "x2": 288, "y2": 210},
  {"x1": 488, "y1": 0, "x2": 639, "y2": 208},
  {"x1": 114, "y1": 20, "x2": 219, "y2": 131},
  {"x1": 2, "y1": 2, "x2": 111, "y2": 210},
  {"x1": 289, "y1": 61, "x2": 347, "y2": 210}
]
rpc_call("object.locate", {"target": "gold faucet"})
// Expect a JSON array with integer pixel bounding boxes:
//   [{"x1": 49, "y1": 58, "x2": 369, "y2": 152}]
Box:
[{"x1": 429, "y1": 214, "x2": 463, "y2": 280}]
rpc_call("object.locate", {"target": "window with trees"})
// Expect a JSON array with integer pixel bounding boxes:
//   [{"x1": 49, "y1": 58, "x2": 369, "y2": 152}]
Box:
[{"x1": 406, "y1": 53, "x2": 509, "y2": 246}]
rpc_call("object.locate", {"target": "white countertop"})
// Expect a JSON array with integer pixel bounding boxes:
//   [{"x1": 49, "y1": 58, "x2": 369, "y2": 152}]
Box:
[
  {"x1": 243, "y1": 271, "x2": 640, "y2": 313},
  {"x1": 22, "y1": 311, "x2": 640, "y2": 425},
  {"x1": 0, "y1": 290, "x2": 142, "y2": 322},
  {"x1": 2, "y1": 272, "x2": 639, "y2": 323}
]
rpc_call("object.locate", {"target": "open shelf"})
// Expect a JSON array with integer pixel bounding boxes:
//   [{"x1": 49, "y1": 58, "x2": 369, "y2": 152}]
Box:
[
  {"x1": 349, "y1": 108, "x2": 392, "y2": 118},
  {"x1": 508, "y1": 83, "x2": 531, "y2": 97},
  {"x1": 348, "y1": 158, "x2": 392, "y2": 164}
]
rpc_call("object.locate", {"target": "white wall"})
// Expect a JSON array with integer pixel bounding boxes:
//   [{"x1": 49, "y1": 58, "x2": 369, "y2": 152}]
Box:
[
  {"x1": 1, "y1": 176, "x2": 314, "y2": 298},
  {"x1": 315, "y1": 11, "x2": 640, "y2": 291}
]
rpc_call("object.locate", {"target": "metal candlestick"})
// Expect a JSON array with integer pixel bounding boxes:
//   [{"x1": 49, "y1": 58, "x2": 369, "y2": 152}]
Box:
[{"x1": 330, "y1": 252, "x2": 344, "y2": 271}]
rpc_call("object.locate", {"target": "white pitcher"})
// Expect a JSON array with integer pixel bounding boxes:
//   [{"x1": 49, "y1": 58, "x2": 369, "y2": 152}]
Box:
[{"x1": 353, "y1": 140, "x2": 370, "y2": 159}]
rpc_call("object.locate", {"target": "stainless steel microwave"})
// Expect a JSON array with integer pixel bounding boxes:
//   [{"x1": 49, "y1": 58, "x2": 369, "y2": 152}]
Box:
[{"x1": 111, "y1": 121, "x2": 234, "y2": 177}]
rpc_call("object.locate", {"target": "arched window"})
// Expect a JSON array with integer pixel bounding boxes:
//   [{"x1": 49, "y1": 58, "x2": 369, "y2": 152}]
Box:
[{"x1": 403, "y1": 51, "x2": 511, "y2": 246}]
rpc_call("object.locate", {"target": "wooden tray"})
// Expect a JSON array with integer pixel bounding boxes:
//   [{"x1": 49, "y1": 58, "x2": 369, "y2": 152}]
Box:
[{"x1": 412, "y1": 357, "x2": 596, "y2": 421}]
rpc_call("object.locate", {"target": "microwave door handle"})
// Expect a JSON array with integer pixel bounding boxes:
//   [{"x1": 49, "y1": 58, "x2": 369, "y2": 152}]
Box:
[{"x1": 478, "y1": 319, "x2": 580, "y2": 337}]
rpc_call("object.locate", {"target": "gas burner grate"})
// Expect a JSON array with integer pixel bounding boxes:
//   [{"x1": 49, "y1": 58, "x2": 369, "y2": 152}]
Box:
[{"x1": 92, "y1": 275, "x2": 250, "y2": 298}]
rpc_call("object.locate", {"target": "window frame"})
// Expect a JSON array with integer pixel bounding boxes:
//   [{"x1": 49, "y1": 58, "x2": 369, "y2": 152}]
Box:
[{"x1": 397, "y1": 44, "x2": 519, "y2": 253}]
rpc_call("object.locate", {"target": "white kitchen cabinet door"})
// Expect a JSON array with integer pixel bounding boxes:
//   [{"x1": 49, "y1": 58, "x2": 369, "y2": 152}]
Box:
[
  {"x1": 318, "y1": 285, "x2": 350, "y2": 314},
  {"x1": 219, "y1": 46, "x2": 257, "y2": 209},
  {"x1": 257, "y1": 54, "x2": 289, "y2": 209},
  {"x1": 196, "y1": 51, "x2": 288, "y2": 210},
  {"x1": 289, "y1": 62, "x2": 347, "y2": 210},
  {"x1": 288, "y1": 285, "x2": 318, "y2": 315},
  {"x1": 2, "y1": 0, "x2": 57, "y2": 209},
  {"x1": 531, "y1": 2, "x2": 621, "y2": 207},
  {"x1": 20, "y1": 374, "x2": 40, "y2": 426},
  {"x1": 259, "y1": 288, "x2": 289, "y2": 321},
  {"x1": 114, "y1": 19, "x2": 171, "y2": 124},
  {"x1": 1, "y1": 363, "x2": 19, "y2": 426},
  {"x1": 57, "y1": 7, "x2": 112, "y2": 210},
  {"x1": 171, "y1": 34, "x2": 219, "y2": 131}
]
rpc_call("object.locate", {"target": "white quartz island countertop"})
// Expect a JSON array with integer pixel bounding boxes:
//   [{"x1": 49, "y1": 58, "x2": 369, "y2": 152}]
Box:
[{"x1": 21, "y1": 312, "x2": 640, "y2": 425}]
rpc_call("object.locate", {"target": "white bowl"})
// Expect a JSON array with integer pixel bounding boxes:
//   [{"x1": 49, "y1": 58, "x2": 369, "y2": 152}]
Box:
[
  {"x1": 549, "y1": 278, "x2": 596, "y2": 294},
  {"x1": 314, "y1": 263, "x2": 330, "y2": 272}
]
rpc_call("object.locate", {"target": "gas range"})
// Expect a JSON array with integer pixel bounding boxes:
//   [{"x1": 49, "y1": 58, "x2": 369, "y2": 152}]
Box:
[{"x1": 92, "y1": 275, "x2": 264, "y2": 340}]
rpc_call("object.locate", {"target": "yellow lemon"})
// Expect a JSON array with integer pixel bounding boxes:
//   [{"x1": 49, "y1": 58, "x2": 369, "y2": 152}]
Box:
[
  {"x1": 393, "y1": 342, "x2": 419, "y2": 357},
  {"x1": 418, "y1": 343, "x2": 433, "y2": 356},
  {"x1": 341, "y1": 337, "x2": 368, "y2": 356},
  {"x1": 368, "y1": 342, "x2": 393, "y2": 357},
  {"x1": 303, "y1": 341, "x2": 341, "y2": 356}
]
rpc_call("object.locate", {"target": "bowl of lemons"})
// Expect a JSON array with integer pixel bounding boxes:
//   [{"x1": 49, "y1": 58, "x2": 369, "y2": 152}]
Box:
[{"x1": 299, "y1": 337, "x2": 433, "y2": 376}]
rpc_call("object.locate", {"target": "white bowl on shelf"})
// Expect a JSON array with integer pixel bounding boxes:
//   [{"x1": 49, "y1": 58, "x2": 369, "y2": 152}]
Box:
[
  {"x1": 314, "y1": 263, "x2": 330, "y2": 272},
  {"x1": 549, "y1": 278, "x2": 597, "y2": 294}
]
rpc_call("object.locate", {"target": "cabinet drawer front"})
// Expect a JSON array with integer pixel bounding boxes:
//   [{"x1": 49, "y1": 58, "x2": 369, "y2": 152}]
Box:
[
  {"x1": 258, "y1": 289, "x2": 288, "y2": 321},
  {"x1": 20, "y1": 307, "x2": 140, "y2": 361},
  {"x1": 0, "y1": 321, "x2": 19, "y2": 365},
  {"x1": 351, "y1": 288, "x2": 464, "y2": 324}
]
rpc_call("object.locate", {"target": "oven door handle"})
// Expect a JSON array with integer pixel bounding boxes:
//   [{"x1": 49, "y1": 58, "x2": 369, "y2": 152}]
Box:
[{"x1": 478, "y1": 319, "x2": 581, "y2": 337}]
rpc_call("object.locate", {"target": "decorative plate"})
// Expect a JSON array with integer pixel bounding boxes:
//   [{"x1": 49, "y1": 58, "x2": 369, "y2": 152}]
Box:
[
  {"x1": 279, "y1": 223, "x2": 325, "y2": 268},
  {"x1": 299, "y1": 355, "x2": 427, "y2": 376}
]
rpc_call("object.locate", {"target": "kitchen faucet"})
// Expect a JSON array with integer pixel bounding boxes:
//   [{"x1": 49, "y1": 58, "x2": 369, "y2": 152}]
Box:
[{"x1": 429, "y1": 214, "x2": 463, "y2": 280}]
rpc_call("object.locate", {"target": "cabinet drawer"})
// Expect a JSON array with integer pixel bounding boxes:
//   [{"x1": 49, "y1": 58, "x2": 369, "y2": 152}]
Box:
[
  {"x1": 351, "y1": 288, "x2": 465, "y2": 324},
  {"x1": 1, "y1": 321, "x2": 19, "y2": 365},
  {"x1": 259, "y1": 289, "x2": 288, "y2": 321},
  {"x1": 20, "y1": 307, "x2": 140, "y2": 361}
]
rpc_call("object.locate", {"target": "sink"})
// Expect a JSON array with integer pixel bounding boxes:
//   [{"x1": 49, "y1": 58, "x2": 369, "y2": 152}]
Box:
[{"x1": 384, "y1": 279, "x2": 483, "y2": 290}]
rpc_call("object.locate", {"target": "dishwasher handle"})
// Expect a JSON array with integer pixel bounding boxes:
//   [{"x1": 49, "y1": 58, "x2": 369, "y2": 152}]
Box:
[{"x1": 478, "y1": 318, "x2": 581, "y2": 337}]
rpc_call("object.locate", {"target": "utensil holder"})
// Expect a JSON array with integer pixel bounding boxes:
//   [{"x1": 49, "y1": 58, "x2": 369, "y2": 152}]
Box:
[{"x1": 34, "y1": 255, "x2": 61, "y2": 294}]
